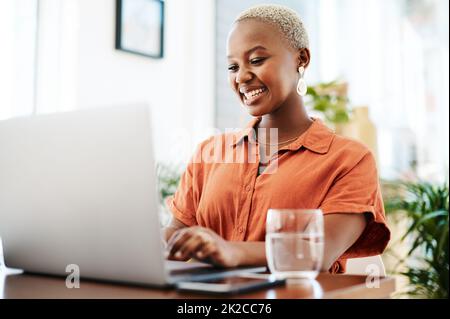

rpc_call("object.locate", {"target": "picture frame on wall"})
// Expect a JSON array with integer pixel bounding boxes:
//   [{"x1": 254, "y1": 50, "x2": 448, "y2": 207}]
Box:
[{"x1": 115, "y1": 0, "x2": 164, "y2": 59}]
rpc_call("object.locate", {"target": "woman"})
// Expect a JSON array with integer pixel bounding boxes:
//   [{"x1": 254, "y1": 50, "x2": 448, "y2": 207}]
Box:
[{"x1": 164, "y1": 4, "x2": 390, "y2": 273}]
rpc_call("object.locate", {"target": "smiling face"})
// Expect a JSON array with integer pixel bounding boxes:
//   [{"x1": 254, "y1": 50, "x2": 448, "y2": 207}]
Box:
[{"x1": 227, "y1": 19, "x2": 306, "y2": 117}]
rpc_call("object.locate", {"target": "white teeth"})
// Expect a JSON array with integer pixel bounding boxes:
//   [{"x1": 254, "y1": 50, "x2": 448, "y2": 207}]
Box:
[{"x1": 243, "y1": 87, "x2": 266, "y2": 99}]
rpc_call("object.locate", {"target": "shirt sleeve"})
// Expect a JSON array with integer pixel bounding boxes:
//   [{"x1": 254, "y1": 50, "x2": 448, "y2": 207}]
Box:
[
  {"x1": 167, "y1": 144, "x2": 205, "y2": 227},
  {"x1": 320, "y1": 150, "x2": 391, "y2": 266}
]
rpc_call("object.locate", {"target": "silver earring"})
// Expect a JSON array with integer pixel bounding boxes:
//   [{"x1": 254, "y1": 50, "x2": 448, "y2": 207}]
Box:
[{"x1": 296, "y1": 66, "x2": 307, "y2": 96}]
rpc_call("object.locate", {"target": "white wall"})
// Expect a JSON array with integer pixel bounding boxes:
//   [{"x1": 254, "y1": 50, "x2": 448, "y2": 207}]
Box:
[{"x1": 36, "y1": 0, "x2": 215, "y2": 165}]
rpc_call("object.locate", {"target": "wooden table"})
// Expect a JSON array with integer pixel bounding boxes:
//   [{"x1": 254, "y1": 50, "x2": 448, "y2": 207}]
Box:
[{"x1": 1, "y1": 270, "x2": 395, "y2": 299}]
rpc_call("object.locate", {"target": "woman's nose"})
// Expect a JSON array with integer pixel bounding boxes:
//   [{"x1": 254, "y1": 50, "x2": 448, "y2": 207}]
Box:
[{"x1": 235, "y1": 67, "x2": 252, "y2": 84}]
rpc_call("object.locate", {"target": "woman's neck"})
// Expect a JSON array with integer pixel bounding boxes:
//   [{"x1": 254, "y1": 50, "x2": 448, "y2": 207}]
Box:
[{"x1": 258, "y1": 94, "x2": 313, "y2": 140}]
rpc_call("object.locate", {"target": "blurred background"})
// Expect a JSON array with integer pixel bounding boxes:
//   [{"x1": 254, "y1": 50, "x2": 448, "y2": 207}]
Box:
[
  {"x1": 0, "y1": 0, "x2": 449, "y2": 298},
  {"x1": 1, "y1": 0, "x2": 448, "y2": 181}
]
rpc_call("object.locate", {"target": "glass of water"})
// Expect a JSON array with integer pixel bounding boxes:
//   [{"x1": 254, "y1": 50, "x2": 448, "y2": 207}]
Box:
[{"x1": 266, "y1": 209, "x2": 324, "y2": 279}]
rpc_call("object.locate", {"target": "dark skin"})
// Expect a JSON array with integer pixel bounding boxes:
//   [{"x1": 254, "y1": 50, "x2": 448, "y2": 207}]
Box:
[
  {"x1": 227, "y1": 19, "x2": 313, "y2": 143},
  {"x1": 165, "y1": 19, "x2": 367, "y2": 270}
]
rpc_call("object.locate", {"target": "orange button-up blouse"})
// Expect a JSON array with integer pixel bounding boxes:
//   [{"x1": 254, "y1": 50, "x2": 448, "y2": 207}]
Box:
[{"x1": 168, "y1": 117, "x2": 390, "y2": 273}]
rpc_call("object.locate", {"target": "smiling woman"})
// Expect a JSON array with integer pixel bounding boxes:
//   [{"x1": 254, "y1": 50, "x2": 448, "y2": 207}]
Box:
[
  {"x1": 164, "y1": 4, "x2": 390, "y2": 274},
  {"x1": 226, "y1": 19, "x2": 309, "y2": 119}
]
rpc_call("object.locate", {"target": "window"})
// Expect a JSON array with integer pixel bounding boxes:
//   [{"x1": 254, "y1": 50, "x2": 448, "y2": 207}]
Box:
[
  {"x1": 0, "y1": 0, "x2": 38, "y2": 120},
  {"x1": 318, "y1": 0, "x2": 449, "y2": 182}
]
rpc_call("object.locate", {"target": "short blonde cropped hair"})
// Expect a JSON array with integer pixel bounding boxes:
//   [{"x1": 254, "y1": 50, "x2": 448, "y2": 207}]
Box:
[{"x1": 234, "y1": 4, "x2": 309, "y2": 50}]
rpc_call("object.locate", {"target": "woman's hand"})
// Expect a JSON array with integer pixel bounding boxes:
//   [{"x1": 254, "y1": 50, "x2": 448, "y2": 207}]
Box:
[{"x1": 166, "y1": 226, "x2": 242, "y2": 268}]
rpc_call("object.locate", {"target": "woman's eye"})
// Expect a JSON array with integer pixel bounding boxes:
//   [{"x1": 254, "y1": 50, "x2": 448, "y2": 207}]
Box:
[
  {"x1": 250, "y1": 58, "x2": 266, "y2": 65},
  {"x1": 228, "y1": 65, "x2": 238, "y2": 72}
]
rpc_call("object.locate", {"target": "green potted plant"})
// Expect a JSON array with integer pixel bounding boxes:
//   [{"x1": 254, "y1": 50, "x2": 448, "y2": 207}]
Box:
[
  {"x1": 305, "y1": 80, "x2": 351, "y2": 130},
  {"x1": 156, "y1": 163, "x2": 182, "y2": 226},
  {"x1": 156, "y1": 163, "x2": 182, "y2": 201},
  {"x1": 385, "y1": 180, "x2": 449, "y2": 299}
]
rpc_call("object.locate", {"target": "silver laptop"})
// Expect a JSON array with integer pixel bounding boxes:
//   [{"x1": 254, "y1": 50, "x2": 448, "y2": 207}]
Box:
[{"x1": 0, "y1": 105, "x2": 265, "y2": 287}]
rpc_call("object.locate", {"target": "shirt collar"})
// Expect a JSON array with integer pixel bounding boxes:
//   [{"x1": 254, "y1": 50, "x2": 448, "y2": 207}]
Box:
[
  {"x1": 231, "y1": 117, "x2": 261, "y2": 146},
  {"x1": 232, "y1": 117, "x2": 335, "y2": 154}
]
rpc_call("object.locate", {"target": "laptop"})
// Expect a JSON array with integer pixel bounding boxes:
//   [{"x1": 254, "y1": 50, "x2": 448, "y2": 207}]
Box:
[{"x1": 0, "y1": 105, "x2": 266, "y2": 287}]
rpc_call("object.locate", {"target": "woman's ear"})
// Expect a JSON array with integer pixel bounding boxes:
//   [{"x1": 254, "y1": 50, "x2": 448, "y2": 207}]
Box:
[{"x1": 298, "y1": 48, "x2": 311, "y2": 69}]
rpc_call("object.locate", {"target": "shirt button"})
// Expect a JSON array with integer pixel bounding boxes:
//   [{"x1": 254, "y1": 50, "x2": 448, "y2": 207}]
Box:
[
  {"x1": 245, "y1": 186, "x2": 252, "y2": 192},
  {"x1": 239, "y1": 227, "x2": 244, "y2": 233}
]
